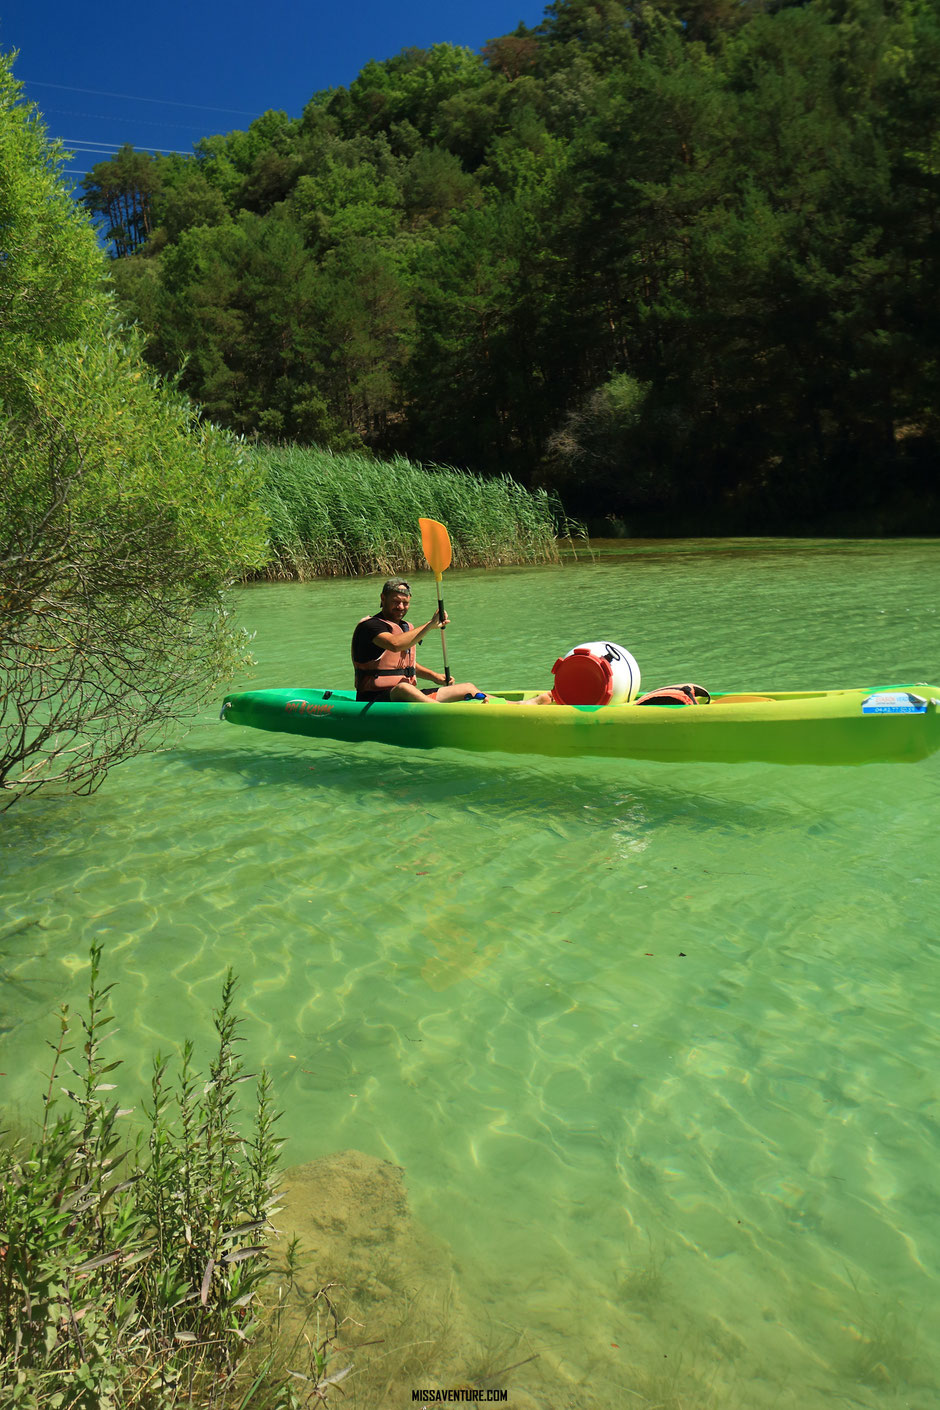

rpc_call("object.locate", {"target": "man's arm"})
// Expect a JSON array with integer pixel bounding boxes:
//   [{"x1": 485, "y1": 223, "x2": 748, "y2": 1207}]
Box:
[
  {"x1": 371, "y1": 609, "x2": 447, "y2": 652},
  {"x1": 415, "y1": 663, "x2": 446, "y2": 684}
]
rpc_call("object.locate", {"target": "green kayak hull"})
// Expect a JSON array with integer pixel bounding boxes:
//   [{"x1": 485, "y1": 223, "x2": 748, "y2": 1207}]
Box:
[{"x1": 220, "y1": 684, "x2": 940, "y2": 766}]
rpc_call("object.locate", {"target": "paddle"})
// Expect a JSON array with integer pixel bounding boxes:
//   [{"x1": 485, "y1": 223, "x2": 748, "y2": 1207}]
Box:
[{"x1": 418, "y1": 517, "x2": 453, "y2": 686}]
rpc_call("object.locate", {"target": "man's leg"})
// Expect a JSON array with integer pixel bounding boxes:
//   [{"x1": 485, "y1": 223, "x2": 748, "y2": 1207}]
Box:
[{"x1": 389, "y1": 681, "x2": 432, "y2": 701}]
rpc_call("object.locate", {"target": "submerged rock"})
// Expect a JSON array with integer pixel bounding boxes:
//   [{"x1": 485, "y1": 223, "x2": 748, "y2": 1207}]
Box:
[
  {"x1": 280, "y1": 1147, "x2": 450, "y2": 1297},
  {"x1": 276, "y1": 1149, "x2": 543, "y2": 1409}
]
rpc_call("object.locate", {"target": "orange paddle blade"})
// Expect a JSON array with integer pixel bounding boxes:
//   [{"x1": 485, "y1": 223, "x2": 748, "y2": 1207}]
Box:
[{"x1": 419, "y1": 517, "x2": 452, "y2": 575}]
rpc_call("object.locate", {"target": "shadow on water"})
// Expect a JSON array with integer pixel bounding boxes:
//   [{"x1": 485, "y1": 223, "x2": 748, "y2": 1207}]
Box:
[{"x1": 162, "y1": 738, "x2": 796, "y2": 833}]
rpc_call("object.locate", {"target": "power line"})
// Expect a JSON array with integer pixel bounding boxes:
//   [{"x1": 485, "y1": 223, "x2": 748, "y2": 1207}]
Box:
[
  {"x1": 44, "y1": 105, "x2": 210, "y2": 132},
  {"x1": 62, "y1": 139, "x2": 192, "y2": 155},
  {"x1": 22, "y1": 77, "x2": 261, "y2": 117}
]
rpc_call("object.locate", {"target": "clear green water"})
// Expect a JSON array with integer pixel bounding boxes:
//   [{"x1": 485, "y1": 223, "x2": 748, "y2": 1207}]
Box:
[{"x1": 3, "y1": 539, "x2": 939, "y2": 1408}]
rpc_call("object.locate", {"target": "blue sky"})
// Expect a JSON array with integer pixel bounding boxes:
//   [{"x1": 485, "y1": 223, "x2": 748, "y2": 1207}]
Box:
[{"x1": 3, "y1": 0, "x2": 550, "y2": 188}]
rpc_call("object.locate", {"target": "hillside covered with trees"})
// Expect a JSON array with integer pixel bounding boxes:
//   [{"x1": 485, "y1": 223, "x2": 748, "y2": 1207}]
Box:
[{"x1": 83, "y1": 0, "x2": 940, "y2": 533}]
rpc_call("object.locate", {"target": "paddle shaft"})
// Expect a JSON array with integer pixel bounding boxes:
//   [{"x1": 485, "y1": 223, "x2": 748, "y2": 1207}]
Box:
[{"x1": 434, "y1": 575, "x2": 452, "y2": 685}]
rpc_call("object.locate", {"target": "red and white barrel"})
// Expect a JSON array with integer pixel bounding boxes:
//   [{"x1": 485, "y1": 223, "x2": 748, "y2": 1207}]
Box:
[{"x1": 550, "y1": 642, "x2": 640, "y2": 706}]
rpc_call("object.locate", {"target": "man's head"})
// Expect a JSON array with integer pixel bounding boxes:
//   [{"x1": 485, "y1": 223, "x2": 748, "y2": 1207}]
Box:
[{"x1": 380, "y1": 579, "x2": 411, "y2": 622}]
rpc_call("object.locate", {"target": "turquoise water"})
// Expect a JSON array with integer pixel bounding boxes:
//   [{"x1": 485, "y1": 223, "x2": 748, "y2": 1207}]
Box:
[{"x1": 2, "y1": 539, "x2": 939, "y2": 1407}]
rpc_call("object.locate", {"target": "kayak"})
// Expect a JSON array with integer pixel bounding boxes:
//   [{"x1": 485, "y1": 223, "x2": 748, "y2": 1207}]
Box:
[{"x1": 220, "y1": 684, "x2": 940, "y2": 766}]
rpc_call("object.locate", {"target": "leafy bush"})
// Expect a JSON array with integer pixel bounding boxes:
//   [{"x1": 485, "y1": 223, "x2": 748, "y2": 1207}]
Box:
[
  {"x1": 0, "y1": 54, "x2": 268, "y2": 807},
  {"x1": 0, "y1": 55, "x2": 105, "y2": 389},
  {"x1": 0, "y1": 947, "x2": 295, "y2": 1408}
]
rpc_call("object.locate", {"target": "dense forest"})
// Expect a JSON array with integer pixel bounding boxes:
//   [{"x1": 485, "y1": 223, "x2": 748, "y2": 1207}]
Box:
[{"x1": 82, "y1": 0, "x2": 940, "y2": 533}]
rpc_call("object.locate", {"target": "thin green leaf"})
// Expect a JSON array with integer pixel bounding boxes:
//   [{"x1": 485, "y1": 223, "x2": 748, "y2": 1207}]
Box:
[
  {"x1": 72, "y1": 1250, "x2": 125, "y2": 1272},
  {"x1": 200, "y1": 1258, "x2": 215, "y2": 1306},
  {"x1": 223, "y1": 1245, "x2": 266, "y2": 1264},
  {"x1": 220, "y1": 1221, "x2": 269, "y2": 1240}
]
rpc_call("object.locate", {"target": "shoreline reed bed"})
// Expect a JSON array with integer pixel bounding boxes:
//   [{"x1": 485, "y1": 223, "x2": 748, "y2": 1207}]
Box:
[{"x1": 252, "y1": 444, "x2": 584, "y2": 580}]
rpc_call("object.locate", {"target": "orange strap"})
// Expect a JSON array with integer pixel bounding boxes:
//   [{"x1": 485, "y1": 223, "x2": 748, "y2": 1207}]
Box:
[{"x1": 636, "y1": 682, "x2": 711, "y2": 706}]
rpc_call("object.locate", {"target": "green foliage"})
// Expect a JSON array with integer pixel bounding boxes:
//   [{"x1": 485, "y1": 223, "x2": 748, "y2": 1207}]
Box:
[
  {"x1": 0, "y1": 324, "x2": 268, "y2": 804},
  {"x1": 157, "y1": 165, "x2": 229, "y2": 245},
  {"x1": 0, "y1": 949, "x2": 353, "y2": 1409},
  {"x1": 91, "y1": 0, "x2": 940, "y2": 531},
  {"x1": 254, "y1": 443, "x2": 578, "y2": 578},
  {"x1": 0, "y1": 55, "x2": 105, "y2": 390},
  {"x1": 0, "y1": 947, "x2": 287, "y2": 1408},
  {"x1": 546, "y1": 372, "x2": 660, "y2": 514},
  {"x1": 0, "y1": 54, "x2": 269, "y2": 805},
  {"x1": 79, "y1": 144, "x2": 163, "y2": 257},
  {"x1": 342, "y1": 45, "x2": 493, "y2": 144}
]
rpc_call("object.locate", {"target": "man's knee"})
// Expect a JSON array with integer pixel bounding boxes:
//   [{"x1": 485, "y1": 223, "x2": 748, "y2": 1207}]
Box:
[{"x1": 436, "y1": 681, "x2": 479, "y2": 702}]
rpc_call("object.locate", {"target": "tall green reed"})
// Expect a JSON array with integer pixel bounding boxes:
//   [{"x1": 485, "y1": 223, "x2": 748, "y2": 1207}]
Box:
[{"x1": 252, "y1": 444, "x2": 584, "y2": 580}]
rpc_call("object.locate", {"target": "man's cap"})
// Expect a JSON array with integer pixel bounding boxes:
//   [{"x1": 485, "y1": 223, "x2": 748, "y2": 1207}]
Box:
[{"x1": 381, "y1": 578, "x2": 411, "y2": 595}]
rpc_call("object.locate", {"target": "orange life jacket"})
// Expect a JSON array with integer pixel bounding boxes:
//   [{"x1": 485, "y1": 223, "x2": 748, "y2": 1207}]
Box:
[
  {"x1": 635, "y1": 682, "x2": 711, "y2": 706},
  {"x1": 352, "y1": 615, "x2": 416, "y2": 695}
]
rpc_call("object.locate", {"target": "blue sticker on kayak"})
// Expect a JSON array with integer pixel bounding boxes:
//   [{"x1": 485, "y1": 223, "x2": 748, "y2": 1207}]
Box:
[{"x1": 861, "y1": 692, "x2": 927, "y2": 715}]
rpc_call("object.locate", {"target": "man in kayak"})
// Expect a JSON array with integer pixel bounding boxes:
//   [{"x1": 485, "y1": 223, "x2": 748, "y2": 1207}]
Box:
[
  {"x1": 352, "y1": 579, "x2": 488, "y2": 702},
  {"x1": 352, "y1": 579, "x2": 552, "y2": 704}
]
